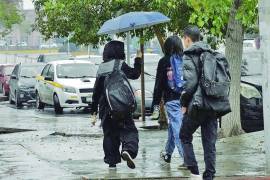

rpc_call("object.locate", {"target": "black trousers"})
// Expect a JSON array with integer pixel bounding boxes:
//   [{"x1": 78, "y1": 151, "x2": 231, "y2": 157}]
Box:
[
  {"x1": 102, "y1": 115, "x2": 139, "y2": 165},
  {"x1": 180, "y1": 113, "x2": 217, "y2": 180}
]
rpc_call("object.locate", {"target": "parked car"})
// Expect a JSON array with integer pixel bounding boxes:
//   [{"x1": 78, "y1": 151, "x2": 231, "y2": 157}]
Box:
[
  {"x1": 130, "y1": 53, "x2": 161, "y2": 118},
  {"x1": 37, "y1": 53, "x2": 74, "y2": 63},
  {"x1": 0, "y1": 64, "x2": 15, "y2": 96},
  {"x1": 9, "y1": 63, "x2": 45, "y2": 108},
  {"x1": 35, "y1": 60, "x2": 97, "y2": 114},
  {"x1": 240, "y1": 49, "x2": 264, "y2": 133}
]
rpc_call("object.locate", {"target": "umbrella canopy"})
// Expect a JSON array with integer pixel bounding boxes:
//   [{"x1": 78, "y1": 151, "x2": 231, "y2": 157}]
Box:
[{"x1": 98, "y1": 11, "x2": 170, "y2": 35}]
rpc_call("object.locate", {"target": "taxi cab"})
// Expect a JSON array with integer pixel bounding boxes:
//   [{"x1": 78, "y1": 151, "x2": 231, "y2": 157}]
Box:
[{"x1": 35, "y1": 60, "x2": 96, "y2": 114}]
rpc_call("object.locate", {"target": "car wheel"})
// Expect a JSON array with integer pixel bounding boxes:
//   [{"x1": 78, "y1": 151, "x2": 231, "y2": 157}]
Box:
[
  {"x1": 9, "y1": 92, "x2": 14, "y2": 104},
  {"x1": 15, "y1": 91, "x2": 23, "y2": 108},
  {"x1": 53, "y1": 94, "x2": 63, "y2": 114},
  {"x1": 36, "y1": 92, "x2": 45, "y2": 110}
]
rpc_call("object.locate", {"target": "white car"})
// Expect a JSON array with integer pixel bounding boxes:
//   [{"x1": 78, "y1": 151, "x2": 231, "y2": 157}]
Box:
[{"x1": 35, "y1": 60, "x2": 97, "y2": 114}]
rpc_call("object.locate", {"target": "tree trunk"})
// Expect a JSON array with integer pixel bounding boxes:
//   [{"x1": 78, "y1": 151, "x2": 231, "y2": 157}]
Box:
[
  {"x1": 221, "y1": 0, "x2": 244, "y2": 137},
  {"x1": 154, "y1": 26, "x2": 168, "y2": 129}
]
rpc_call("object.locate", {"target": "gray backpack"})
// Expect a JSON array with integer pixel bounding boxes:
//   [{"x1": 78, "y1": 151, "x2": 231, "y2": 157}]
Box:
[{"x1": 198, "y1": 51, "x2": 231, "y2": 117}]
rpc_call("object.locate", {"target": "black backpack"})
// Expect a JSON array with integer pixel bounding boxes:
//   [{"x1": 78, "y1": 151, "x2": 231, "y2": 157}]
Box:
[
  {"x1": 104, "y1": 60, "x2": 137, "y2": 119},
  {"x1": 189, "y1": 50, "x2": 231, "y2": 119},
  {"x1": 199, "y1": 50, "x2": 231, "y2": 117}
]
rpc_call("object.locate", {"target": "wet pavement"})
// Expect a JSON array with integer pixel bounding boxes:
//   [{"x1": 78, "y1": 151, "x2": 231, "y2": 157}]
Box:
[{"x1": 0, "y1": 100, "x2": 268, "y2": 179}]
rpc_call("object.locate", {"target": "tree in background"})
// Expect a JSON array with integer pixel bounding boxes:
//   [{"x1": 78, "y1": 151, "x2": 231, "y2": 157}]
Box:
[
  {"x1": 187, "y1": 0, "x2": 258, "y2": 137},
  {"x1": 0, "y1": 0, "x2": 22, "y2": 36}
]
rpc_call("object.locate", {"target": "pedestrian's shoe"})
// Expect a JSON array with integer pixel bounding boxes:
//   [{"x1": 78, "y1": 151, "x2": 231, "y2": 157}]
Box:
[
  {"x1": 121, "y1": 151, "x2": 136, "y2": 169},
  {"x1": 109, "y1": 164, "x2": 116, "y2": 169},
  {"x1": 161, "y1": 153, "x2": 171, "y2": 163},
  {"x1": 178, "y1": 163, "x2": 188, "y2": 170},
  {"x1": 189, "y1": 173, "x2": 202, "y2": 180}
]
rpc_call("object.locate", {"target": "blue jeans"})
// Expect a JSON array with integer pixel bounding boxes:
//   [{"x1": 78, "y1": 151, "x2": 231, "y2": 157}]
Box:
[{"x1": 165, "y1": 100, "x2": 184, "y2": 158}]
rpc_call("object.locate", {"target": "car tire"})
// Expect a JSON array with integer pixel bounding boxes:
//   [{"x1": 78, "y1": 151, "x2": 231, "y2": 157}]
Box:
[
  {"x1": 15, "y1": 91, "x2": 23, "y2": 108},
  {"x1": 36, "y1": 92, "x2": 45, "y2": 110},
  {"x1": 53, "y1": 94, "x2": 63, "y2": 114},
  {"x1": 9, "y1": 92, "x2": 14, "y2": 104}
]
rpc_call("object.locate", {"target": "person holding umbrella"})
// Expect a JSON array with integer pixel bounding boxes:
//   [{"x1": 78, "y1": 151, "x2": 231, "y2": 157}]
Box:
[
  {"x1": 91, "y1": 41, "x2": 142, "y2": 169},
  {"x1": 152, "y1": 35, "x2": 185, "y2": 167}
]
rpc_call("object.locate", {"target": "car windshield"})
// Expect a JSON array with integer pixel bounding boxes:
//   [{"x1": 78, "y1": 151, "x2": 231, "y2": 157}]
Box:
[
  {"x1": 46, "y1": 54, "x2": 72, "y2": 62},
  {"x1": 241, "y1": 50, "x2": 262, "y2": 76},
  {"x1": 20, "y1": 65, "x2": 44, "y2": 78},
  {"x1": 57, "y1": 63, "x2": 97, "y2": 78},
  {"x1": 4, "y1": 66, "x2": 14, "y2": 75}
]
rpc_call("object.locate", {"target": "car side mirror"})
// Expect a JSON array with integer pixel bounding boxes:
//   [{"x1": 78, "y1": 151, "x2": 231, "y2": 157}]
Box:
[
  {"x1": 11, "y1": 75, "x2": 17, "y2": 79},
  {"x1": 44, "y1": 76, "x2": 53, "y2": 81}
]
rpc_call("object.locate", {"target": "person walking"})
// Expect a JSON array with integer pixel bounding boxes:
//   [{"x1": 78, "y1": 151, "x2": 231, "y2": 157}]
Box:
[
  {"x1": 91, "y1": 40, "x2": 142, "y2": 169},
  {"x1": 152, "y1": 35, "x2": 185, "y2": 166},
  {"x1": 180, "y1": 25, "x2": 230, "y2": 180}
]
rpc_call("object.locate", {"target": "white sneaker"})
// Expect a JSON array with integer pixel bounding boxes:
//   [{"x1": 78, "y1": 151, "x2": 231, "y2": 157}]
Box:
[{"x1": 190, "y1": 173, "x2": 202, "y2": 180}]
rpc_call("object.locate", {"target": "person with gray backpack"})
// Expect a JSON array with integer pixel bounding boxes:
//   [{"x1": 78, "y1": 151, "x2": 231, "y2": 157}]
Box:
[
  {"x1": 91, "y1": 41, "x2": 142, "y2": 169},
  {"x1": 180, "y1": 26, "x2": 231, "y2": 180}
]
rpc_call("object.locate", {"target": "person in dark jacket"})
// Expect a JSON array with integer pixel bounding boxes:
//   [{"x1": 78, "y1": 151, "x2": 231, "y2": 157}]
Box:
[
  {"x1": 91, "y1": 40, "x2": 142, "y2": 169},
  {"x1": 180, "y1": 25, "x2": 218, "y2": 180},
  {"x1": 152, "y1": 36, "x2": 185, "y2": 166}
]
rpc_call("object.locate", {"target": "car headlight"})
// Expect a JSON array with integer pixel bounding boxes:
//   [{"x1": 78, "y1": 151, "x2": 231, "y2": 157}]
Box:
[
  {"x1": 241, "y1": 83, "x2": 261, "y2": 99},
  {"x1": 135, "y1": 89, "x2": 152, "y2": 98},
  {"x1": 63, "y1": 86, "x2": 76, "y2": 93}
]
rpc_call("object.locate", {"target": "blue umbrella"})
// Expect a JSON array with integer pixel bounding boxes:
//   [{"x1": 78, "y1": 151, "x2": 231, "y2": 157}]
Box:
[{"x1": 98, "y1": 11, "x2": 170, "y2": 35}]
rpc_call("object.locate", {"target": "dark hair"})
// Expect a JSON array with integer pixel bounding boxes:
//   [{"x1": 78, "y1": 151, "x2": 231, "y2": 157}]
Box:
[
  {"x1": 163, "y1": 35, "x2": 184, "y2": 56},
  {"x1": 183, "y1": 25, "x2": 201, "y2": 42},
  {"x1": 103, "y1": 40, "x2": 125, "y2": 62}
]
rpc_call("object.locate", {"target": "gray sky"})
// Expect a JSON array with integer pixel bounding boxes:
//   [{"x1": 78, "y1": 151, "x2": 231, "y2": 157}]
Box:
[{"x1": 23, "y1": 0, "x2": 34, "y2": 10}]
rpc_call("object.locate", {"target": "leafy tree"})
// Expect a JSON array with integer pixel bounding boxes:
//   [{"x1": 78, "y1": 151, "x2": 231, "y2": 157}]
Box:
[
  {"x1": 34, "y1": 0, "x2": 191, "y2": 46},
  {"x1": 187, "y1": 0, "x2": 258, "y2": 137},
  {"x1": 0, "y1": 0, "x2": 22, "y2": 36}
]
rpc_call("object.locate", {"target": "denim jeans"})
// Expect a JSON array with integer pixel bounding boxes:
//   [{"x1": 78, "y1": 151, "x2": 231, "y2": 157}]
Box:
[
  {"x1": 180, "y1": 112, "x2": 217, "y2": 180},
  {"x1": 165, "y1": 100, "x2": 184, "y2": 158}
]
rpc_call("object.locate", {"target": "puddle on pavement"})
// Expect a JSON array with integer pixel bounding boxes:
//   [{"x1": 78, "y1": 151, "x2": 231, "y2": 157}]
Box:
[{"x1": 0, "y1": 127, "x2": 35, "y2": 134}]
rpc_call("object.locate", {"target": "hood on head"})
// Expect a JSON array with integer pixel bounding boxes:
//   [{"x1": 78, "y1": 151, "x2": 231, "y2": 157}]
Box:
[{"x1": 184, "y1": 41, "x2": 211, "y2": 54}]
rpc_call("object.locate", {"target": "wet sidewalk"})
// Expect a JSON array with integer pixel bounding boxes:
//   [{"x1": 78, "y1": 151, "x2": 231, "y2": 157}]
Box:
[{"x1": 0, "y1": 102, "x2": 268, "y2": 179}]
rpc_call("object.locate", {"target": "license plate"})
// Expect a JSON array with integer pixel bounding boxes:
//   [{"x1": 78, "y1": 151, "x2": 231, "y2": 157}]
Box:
[{"x1": 86, "y1": 97, "x2": 91, "y2": 102}]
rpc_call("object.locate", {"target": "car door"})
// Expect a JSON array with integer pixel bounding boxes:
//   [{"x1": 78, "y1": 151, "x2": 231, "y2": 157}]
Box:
[
  {"x1": 9, "y1": 65, "x2": 19, "y2": 100},
  {"x1": 44, "y1": 65, "x2": 55, "y2": 104},
  {"x1": 38, "y1": 64, "x2": 50, "y2": 103}
]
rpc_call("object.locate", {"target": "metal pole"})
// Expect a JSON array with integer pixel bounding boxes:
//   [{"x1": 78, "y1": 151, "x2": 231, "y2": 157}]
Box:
[
  {"x1": 67, "y1": 37, "x2": 70, "y2": 56},
  {"x1": 88, "y1": 45, "x2": 90, "y2": 58},
  {"x1": 259, "y1": 0, "x2": 270, "y2": 174},
  {"x1": 140, "y1": 33, "x2": 146, "y2": 121},
  {"x1": 127, "y1": 32, "x2": 131, "y2": 65}
]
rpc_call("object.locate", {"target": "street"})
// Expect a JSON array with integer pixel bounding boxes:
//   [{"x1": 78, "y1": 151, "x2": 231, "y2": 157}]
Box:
[{"x1": 0, "y1": 99, "x2": 267, "y2": 179}]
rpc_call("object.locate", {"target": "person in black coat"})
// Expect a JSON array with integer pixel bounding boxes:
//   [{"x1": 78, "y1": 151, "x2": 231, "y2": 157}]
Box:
[{"x1": 91, "y1": 40, "x2": 142, "y2": 169}]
